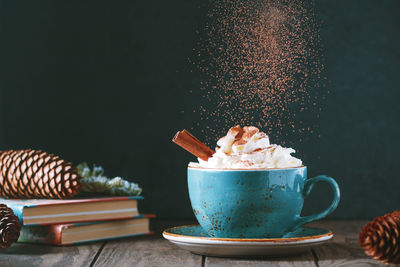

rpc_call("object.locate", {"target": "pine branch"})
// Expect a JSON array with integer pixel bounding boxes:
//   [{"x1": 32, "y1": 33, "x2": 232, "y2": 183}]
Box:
[{"x1": 77, "y1": 162, "x2": 142, "y2": 196}]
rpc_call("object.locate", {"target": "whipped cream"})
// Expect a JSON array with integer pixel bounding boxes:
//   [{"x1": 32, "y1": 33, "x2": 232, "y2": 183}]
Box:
[{"x1": 189, "y1": 125, "x2": 302, "y2": 169}]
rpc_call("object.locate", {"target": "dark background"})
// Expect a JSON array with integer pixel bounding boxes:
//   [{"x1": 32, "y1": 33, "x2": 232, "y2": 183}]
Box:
[{"x1": 0, "y1": 0, "x2": 399, "y2": 219}]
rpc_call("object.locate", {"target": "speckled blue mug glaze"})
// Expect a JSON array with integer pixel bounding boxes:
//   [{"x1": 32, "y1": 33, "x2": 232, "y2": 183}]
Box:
[{"x1": 188, "y1": 166, "x2": 340, "y2": 238}]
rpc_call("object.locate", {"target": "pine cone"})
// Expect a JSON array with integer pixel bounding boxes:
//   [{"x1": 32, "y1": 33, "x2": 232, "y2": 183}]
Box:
[
  {"x1": 359, "y1": 210, "x2": 400, "y2": 264},
  {"x1": 0, "y1": 150, "x2": 81, "y2": 199},
  {"x1": 0, "y1": 204, "x2": 21, "y2": 249}
]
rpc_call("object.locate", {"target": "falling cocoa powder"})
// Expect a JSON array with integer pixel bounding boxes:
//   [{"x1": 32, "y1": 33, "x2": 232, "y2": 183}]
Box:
[{"x1": 192, "y1": 0, "x2": 326, "y2": 145}]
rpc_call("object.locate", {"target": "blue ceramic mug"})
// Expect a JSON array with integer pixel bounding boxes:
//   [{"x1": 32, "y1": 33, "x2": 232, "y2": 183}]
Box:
[{"x1": 188, "y1": 166, "x2": 340, "y2": 238}]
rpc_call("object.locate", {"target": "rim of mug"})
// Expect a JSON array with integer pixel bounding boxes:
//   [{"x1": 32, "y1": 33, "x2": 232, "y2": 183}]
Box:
[{"x1": 187, "y1": 165, "x2": 306, "y2": 171}]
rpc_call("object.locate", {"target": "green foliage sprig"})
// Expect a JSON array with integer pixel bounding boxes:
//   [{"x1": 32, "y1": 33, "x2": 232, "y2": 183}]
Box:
[{"x1": 77, "y1": 162, "x2": 142, "y2": 196}]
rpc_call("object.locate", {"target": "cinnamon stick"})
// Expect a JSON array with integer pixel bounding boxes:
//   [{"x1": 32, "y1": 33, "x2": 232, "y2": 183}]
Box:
[{"x1": 172, "y1": 130, "x2": 215, "y2": 161}]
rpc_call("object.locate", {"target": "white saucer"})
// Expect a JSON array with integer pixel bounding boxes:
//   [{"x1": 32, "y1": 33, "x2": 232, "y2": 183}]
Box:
[{"x1": 163, "y1": 225, "x2": 333, "y2": 257}]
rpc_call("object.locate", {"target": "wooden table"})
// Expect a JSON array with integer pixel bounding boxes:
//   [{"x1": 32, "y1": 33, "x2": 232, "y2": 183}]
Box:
[{"x1": 0, "y1": 220, "x2": 386, "y2": 267}]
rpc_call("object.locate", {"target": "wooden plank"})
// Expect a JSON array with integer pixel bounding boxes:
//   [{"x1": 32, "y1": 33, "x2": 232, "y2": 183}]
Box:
[
  {"x1": 0, "y1": 242, "x2": 103, "y2": 267},
  {"x1": 205, "y1": 252, "x2": 316, "y2": 267},
  {"x1": 309, "y1": 220, "x2": 386, "y2": 266},
  {"x1": 93, "y1": 235, "x2": 202, "y2": 267},
  {"x1": 93, "y1": 220, "x2": 202, "y2": 267}
]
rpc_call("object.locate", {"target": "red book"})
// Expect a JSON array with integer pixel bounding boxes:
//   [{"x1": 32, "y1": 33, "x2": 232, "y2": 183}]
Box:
[{"x1": 18, "y1": 215, "x2": 155, "y2": 245}]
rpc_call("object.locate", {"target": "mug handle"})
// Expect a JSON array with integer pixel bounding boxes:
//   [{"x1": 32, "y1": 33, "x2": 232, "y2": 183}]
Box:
[{"x1": 288, "y1": 175, "x2": 340, "y2": 233}]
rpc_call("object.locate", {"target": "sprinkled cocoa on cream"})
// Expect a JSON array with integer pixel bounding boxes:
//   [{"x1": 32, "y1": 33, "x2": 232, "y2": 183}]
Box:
[{"x1": 189, "y1": 125, "x2": 302, "y2": 169}]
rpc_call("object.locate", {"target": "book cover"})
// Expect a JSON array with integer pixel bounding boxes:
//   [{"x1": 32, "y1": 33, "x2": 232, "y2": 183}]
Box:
[
  {"x1": 0, "y1": 196, "x2": 143, "y2": 225},
  {"x1": 18, "y1": 214, "x2": 155, "y2": 245}
]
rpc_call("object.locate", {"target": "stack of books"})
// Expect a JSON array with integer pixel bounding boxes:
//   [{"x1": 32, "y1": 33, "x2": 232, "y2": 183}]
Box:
[{"x1": 0, "y1": 196, "x2": 154, "y2": 245}]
